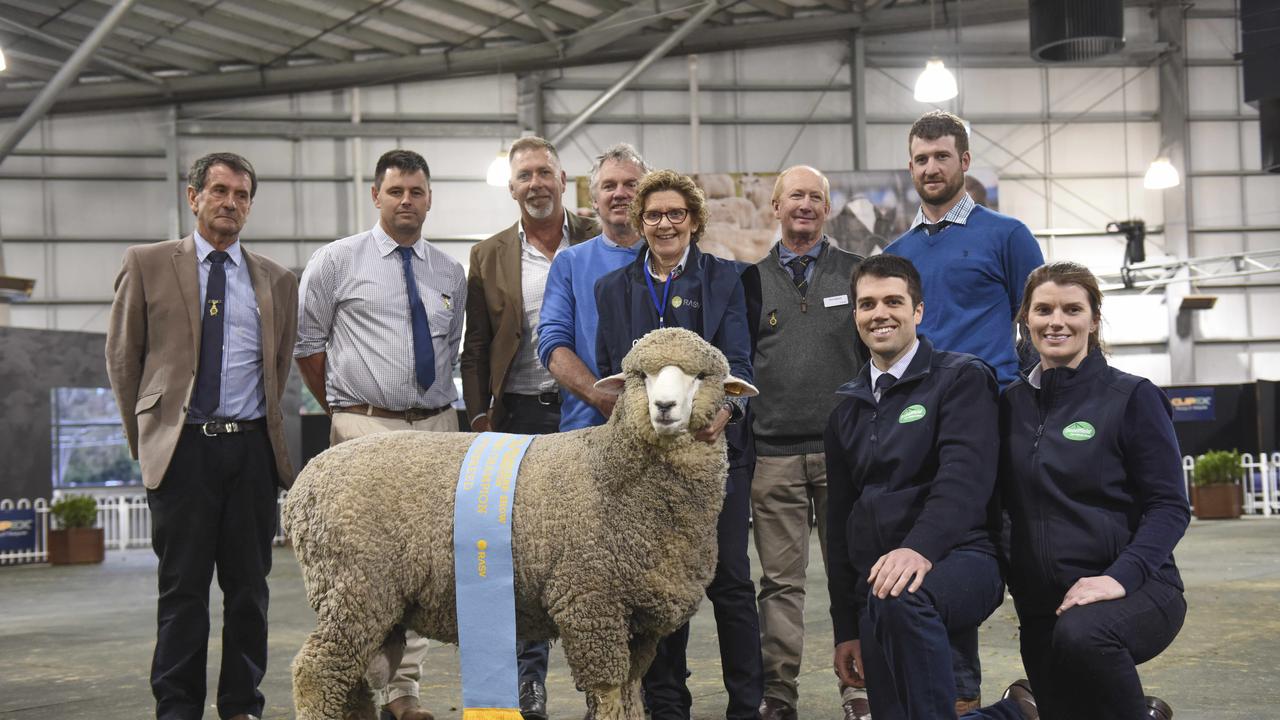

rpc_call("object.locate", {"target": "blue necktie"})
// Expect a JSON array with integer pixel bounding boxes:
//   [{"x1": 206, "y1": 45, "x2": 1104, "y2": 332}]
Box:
[
  {"x1": 191, "y1": 250, "x2": 228, "y2": 417},
  {"x1": 875, "y1": 372, "x2": 897, "y2": 403},
  {"x1": 397, "y1": 246, "x2": 436, "y2": 391}
]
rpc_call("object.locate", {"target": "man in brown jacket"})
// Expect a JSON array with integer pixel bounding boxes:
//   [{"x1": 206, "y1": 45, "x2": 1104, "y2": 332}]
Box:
[
  {"x1": 459, "y1": 136, "x2": 597, "y2": 719},
  {"x1": 106, "y1": 152, "x2": 298, "y2": 720}
]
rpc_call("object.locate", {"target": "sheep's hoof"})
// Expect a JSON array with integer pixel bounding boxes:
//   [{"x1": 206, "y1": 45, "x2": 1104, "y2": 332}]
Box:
[{"x1": 588, "y1": 687, "x2": 625, "y2": 720}]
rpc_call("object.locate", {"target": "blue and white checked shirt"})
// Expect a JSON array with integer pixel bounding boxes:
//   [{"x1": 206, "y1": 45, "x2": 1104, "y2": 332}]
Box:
[
  {"x1": 909, "y1": 192, "x2": 976, "y2": 232},
  {"x1": 295, "y1": 224, "x2": 467, "y2": 411},
  {"x1": 190, "y1": 232, "x2": 265, "y2": 422}
]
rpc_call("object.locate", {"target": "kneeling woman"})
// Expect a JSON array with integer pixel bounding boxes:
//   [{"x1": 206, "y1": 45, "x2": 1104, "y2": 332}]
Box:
[{"x1": 998, "y1": 261, "x2": 1189, "y2": 720}]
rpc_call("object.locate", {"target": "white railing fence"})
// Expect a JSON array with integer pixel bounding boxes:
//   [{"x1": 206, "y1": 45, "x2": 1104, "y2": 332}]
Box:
[
  {"x1": 1, "y1": 492, "x2": 289, "y2": 565},
  {"x1": 1182, "y1": 452, "x2": 1280, "y2": 516}
]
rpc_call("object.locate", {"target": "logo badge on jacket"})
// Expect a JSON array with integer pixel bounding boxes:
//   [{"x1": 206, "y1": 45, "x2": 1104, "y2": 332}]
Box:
[
  {"x1": 1062, "y1": 421, "x2": 1096, "y2": 441},
  {"x1": 898, "y1": 404, "x2": 927, "y2": 424}
]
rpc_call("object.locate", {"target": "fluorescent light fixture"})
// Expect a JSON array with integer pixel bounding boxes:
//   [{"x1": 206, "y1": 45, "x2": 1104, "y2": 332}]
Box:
[
  {"x1": 913, "y1": 58, "x2": 958, "y2": 103},
  {"x1": 486, "y1": 151, "x2": 509, "y2": 187},
  {"x1": 1143, "y1": 156, "x2": 1180, "y2": 190},
  {"x1": 0, "y1": 46, "x2": 7, "y2": 73}
]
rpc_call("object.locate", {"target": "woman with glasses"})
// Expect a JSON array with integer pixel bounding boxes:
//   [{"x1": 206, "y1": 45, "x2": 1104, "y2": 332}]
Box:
[{"x1": 594, "y1": 169, "x2": 763, "y2": 720}]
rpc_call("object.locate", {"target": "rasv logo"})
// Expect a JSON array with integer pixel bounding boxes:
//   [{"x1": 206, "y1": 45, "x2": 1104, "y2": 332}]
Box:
[
  {"x1": 898, "y1": 404, "x2": 927, "y2": 424},
  {"x1": 1062, "y1": 421, "x2": 1096, "y2": 441}
]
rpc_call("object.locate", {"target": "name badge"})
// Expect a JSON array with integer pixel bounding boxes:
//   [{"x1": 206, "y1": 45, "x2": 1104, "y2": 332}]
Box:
[{"x1": 823, "y1": 294, "x2": 849, "y2": 308}]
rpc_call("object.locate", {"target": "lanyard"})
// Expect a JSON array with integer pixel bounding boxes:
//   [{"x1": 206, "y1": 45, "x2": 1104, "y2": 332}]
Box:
[{"x1": 644, "y1": 255, "x2": 675, "y2": 328}]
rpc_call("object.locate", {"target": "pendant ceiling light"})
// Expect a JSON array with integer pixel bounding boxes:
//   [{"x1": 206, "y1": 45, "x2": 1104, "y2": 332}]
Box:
[
  {"x1": 1142, "y1": 156, "x2": 1180, "y2": 190},
  {"x1": 914, "y1": 0, "x2": 958, "y2": 104},
  {"x1": 486, "y1": 152, "x2": 509, "y2": 187}
]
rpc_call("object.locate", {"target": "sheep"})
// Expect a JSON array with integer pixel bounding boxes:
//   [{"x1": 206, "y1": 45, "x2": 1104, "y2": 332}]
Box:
[{"x1": 284, "y1": 327, "x2": 759, "y2": 720}]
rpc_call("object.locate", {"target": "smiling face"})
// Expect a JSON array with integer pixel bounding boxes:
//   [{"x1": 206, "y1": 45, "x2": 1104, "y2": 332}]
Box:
[
  {"x1": 641, "y1": 189, "x2": 698, "y2": 266},
  {"x1": 773, "y1": 168, "x2": 830, "y2": 249},
  {"x1": 909, "y1": 133, "x2": 970, "y2": 211},
  {"x1": 373, "y1": 166, "x2": 431, "y2": 243},
  {"x1": 1027, "y1": 281, "x2": 1098, "y2": 370},
  {"x1": 188, "y1": 163, "x2": 253, "y2": 245},
  {"x1": 855, "y1": 274, "x2": 923, "y2": 371},
  {"x1": 510, "y1": 147, "x2": 567, "y2": 222},
  {"x1": 592, "y1": 158, "x2": 644, "y2": 239}
]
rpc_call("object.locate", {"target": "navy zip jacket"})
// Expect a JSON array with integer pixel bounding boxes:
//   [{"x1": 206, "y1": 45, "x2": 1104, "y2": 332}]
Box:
[
  {"x1": 825, "y1": 336, "x2": 999, "y2": 642},
  {"x1": 1001, "y1": 349, "x2": 1189, "y2": 615},
  {"x1": 594, "y1": 243, "x2": 755, "y2": 469}
]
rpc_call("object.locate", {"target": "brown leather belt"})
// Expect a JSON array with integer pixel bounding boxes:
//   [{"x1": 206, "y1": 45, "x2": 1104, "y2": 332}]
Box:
[{"x1": 333, "y1": 404, "x2": 450, "y2": 422}]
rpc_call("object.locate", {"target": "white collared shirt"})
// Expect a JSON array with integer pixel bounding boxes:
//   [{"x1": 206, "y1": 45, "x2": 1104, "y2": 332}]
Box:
[
  {"x1": 870, "y1": 338, "x2": 921, "y2": 401},
  {"x1": 505, "y1": 213, "x2": 571, "y2": 395}
]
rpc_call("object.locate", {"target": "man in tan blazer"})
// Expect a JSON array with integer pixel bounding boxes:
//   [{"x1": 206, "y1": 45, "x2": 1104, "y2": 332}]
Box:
[
  {"x1": 105, "y1": 151, "x2": 298, "y2": 720},
  {"x1": 459, "y1": 136, "x2": 596, "y2": 719}
]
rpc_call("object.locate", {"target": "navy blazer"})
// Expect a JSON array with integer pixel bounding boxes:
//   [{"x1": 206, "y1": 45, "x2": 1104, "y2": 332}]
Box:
[{"x1": 594, "y1": 244, "x2": 754, "y2": 468}]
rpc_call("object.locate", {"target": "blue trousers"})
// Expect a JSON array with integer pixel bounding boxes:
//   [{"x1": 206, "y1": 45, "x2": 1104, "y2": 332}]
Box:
[
  {"x1": 859, "y1": 549, "x2": 1003, "y2": 720},
  {"x1": 643, "y1": 463, "x2": 764, "y2": 720}
]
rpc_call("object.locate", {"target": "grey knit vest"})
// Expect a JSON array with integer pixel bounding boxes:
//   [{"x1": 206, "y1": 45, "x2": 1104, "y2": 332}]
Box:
[{"x1": 752, "y1": 241, "x2": 865, "y2": 456}]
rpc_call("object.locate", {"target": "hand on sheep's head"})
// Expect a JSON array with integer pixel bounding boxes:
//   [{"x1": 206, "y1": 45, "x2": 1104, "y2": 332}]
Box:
[{"x1": 595, "y1": 328, "x2": 758, "y2": 438}]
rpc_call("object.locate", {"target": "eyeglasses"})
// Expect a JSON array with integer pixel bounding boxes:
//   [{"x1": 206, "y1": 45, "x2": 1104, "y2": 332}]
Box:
[{"x1": 641, "y1": 208, "x2": 690, "y2": 226}]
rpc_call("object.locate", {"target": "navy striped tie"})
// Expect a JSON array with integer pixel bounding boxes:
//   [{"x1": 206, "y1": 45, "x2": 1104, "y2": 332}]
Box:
[{"x1": 397, "y1": 246, "x2": 436, "y2": 391}]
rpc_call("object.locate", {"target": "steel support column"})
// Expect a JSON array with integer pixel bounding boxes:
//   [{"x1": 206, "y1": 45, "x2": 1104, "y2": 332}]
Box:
[
  {"x1": 849, "y1": 30, "x2": 867, "y2": 170},
  {"x1": 0, "y1": 0, "x2": 139, "y2": 166},
  {"x1": 550, "y1": 0, "x2": 722, "y2": 146},
  {"x1": 1157, "y1": 0, "x2": 1194, "y2": 383}
]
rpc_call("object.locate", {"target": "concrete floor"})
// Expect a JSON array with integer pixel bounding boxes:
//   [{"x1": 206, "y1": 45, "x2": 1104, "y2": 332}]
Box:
[{"x1": 2, "y1": 518, "x2": 1278, "y2": 719}]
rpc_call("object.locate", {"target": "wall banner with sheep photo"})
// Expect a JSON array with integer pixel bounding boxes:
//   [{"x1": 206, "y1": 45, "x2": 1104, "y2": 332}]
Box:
[{"x1": 575, "y1": 168, "x2": 999, "y2": 263}]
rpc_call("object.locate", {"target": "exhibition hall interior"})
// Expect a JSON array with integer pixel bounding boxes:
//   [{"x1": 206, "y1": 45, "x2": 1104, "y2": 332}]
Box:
[{"x1": 1, "y1": 0, "x2": 1277, "y2": 718}]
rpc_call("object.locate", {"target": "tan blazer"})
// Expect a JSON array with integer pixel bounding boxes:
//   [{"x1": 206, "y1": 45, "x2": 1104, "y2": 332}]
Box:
[
  {"x1": 105, "y1": 236, "x2": 299, "y2": 489},
  {"x1": 460, "y1": 212, "x2": 598, "y2": 428}
]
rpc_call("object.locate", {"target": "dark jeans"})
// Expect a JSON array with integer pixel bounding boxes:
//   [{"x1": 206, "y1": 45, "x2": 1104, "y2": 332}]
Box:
[
  {"x1": 1011, "y1": 579, "x2": 1186, "y2": 720},
  {"x1": 498, "y1": 393, "x2": 561, "y2": 685},
  {"x1": 644, "y1": 463, "x2": 764, "y2": 720},
  {"x1": 147, "y1": 423, "x2": 279, "y2": 720},
  {"x1": 951, "y1": 628, "x2": 981, "y2": 699},
  {"x1": 859, "y1": 549, "x2": 1004, "y2": 720}
]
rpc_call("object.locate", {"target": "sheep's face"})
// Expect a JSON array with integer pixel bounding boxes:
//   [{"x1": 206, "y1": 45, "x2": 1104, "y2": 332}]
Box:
[{"x1": 595, "y1": 328, "x2": 758, "y2": 439}]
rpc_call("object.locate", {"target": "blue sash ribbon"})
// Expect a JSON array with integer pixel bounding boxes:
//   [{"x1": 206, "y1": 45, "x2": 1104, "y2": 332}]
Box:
[{"x1": 454, "y1": 432, "x2": 534, "y2": 720}]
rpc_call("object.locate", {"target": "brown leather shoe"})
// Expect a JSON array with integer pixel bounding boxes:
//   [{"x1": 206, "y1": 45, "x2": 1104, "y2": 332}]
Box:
[
  {"x1": 842, "y1": 696, "x2": 872, "y2": 720},
  {"x1": 386, "y1": 696, "x2": 435, "y2": 720},
  {"x1": 1146, "y1": 695, "x2": 1173, "y2": 720},
  {"x1": 1002, "y1": 679, "x2": 1037, "y2": 720},
  {"x1": 759, "y1": 697, "x2": 798, "y2": 720},
  {"x1": 955, "y1": 696, "x2": 981, "y2": 716}
]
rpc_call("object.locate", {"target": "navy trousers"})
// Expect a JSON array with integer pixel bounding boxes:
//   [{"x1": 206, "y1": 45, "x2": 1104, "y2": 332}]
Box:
[
  {"x1": 858, "y1": 549, "x2": 1003, "y2": 720},
  {"x1": 497, "y1": 393, "x2": 562, "y2": 686},
  {"x1": 148, "y1": 423, "x2": 279, "y2": 720},
  {"x1": 643, "y1": 463, "x2": 764, "y2": 720}
]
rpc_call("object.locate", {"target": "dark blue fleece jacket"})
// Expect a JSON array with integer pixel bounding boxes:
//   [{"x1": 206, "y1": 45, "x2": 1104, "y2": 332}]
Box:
[
  {"x1": 1000, "y1": 349, "x2": 1189, "y2": 615},
  {"x1": 825, "y1": 336, "x2": 1000, "y2": 642}
]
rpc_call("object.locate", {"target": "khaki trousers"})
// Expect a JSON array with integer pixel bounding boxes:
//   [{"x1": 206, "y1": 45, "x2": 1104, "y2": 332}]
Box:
[
  {"x1": 330, "y1": 408, "x2": 459, "y2": 706},
  {"x1": 751, "y1": 452, "x2": 866, "y2": 708}
]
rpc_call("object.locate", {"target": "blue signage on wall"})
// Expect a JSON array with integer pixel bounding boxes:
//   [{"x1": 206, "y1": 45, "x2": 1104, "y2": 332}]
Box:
[
  {"x1": 1166, "y1": 387, "x2": 1215, "y2": 422},
  {"x1": 0, "y1": 509, "x2": 37, "y2": 552}
]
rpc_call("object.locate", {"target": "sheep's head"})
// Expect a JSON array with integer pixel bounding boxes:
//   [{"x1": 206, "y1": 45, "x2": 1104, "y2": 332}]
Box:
[{"x1": 594, "y1": 328, "x2": 758, "y2": 439}]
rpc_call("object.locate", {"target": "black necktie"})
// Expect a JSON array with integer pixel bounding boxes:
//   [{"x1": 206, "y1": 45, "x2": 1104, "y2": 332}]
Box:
[
  {"x1": 397, "y1": 246, "x2": 436, "y2": 391},
  {"x1": 787, "y1": 255, "x2": 814, "y2": 296},
  {"x1": 191, "y1": 250, "x2": 228, "y2": 417},
  {"x1": 874, "y1": 372, "x2": 897, "y2": 401},
  {"x1": 923, "y1": 220, "x2": 952, "y2": 236}
]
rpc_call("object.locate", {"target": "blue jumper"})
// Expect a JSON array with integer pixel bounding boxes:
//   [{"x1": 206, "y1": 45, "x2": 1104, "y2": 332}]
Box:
[
  {"x1": 536, "y1": 234, "x2": 642, "y2": 430},
  {"x1": 885, "y1": 204, "x2": 1044, "y2": 387}
]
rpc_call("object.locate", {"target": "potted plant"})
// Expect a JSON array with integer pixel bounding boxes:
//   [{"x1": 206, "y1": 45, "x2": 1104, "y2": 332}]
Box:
[
  {"x1": 1191, "y1": 450, "x2": 1244, "y2": 520},
  {"x1": 47, "y1": 495, "x2": 104, "y2": 564}
]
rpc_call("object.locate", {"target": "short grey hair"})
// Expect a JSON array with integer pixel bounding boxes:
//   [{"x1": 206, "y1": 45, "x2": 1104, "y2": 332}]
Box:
[
  {"x1": 588, "y1": 143, "x2": 650, "y2": 194},
  {"x1": 188, "y1": 152, "x2": 258, "y2": 198}
]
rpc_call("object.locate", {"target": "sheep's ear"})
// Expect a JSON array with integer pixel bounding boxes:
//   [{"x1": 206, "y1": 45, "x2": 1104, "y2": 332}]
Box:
[
  {"x1": 594, "y1": 372, "x2": 628, "y2": 396},
  {"x1": 723, "y1": 375, "x2": 759, "y2": 398}
]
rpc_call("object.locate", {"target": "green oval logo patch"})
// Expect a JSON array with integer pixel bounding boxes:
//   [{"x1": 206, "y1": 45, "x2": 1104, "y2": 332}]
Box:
[
  {"x1": 898, "y1": 404, "x2": 927, "y2": 424},
  {"x1": 1063, "y1": 421, "x2": 1096, "y2": 441}
]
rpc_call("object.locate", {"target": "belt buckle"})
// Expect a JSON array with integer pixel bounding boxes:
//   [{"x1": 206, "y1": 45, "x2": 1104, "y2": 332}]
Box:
[
  {"x1": 201, "y1": 420, "x2": 238, "y2": 436},
  {"x1": 201, "y1": 421, "x2": 221, "y2": 437},
  {"x1": 538, "y1": 391, "x2": 558, "y2": 406}
]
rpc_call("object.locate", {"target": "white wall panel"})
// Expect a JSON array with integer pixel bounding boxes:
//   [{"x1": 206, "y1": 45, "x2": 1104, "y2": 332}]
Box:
[
  {"x1": 1243, "y1": 175, "x2": 1280, "y2": 226},
  {"x1": 1047, "y1": 67, "x2": 1158, "y2": 115},
  {"x1": 864, "y1": 67, "x2": 934, "y2": 117},
  {"x1": 1252, "y1": 347, "x2": 1280, "y2": 380},
  {"x1": 1000, "y1": 180, "x2": 1050, "y2": 230},
  {"x1": 47, "y1": 110, "x2": 169, "y2": 149},
  {"x1": 3, "y1": 244, "x2": 49, "y2": 299},
  {"x1": 1049, "y1": 233, "x2": 1129, "y2": 270},
  {"x1": 47, "y1": 180, "x2": 170, "y2": 238},
  {"x1": 959, "y1": 69, "x2": 1042, "y2": 115},
  {"x1": 1250, "y1": 290, "x2": 1280, "y2": 336},
  {"x1": 179, "y1": 138, "x2": 299, "y2": 177},
  {"x1": 971, "y1": 124, "x2": 1047, "y2": 174},
  {"x1": 864, "y1": 124, "x2": 910, "y2": 170},
  {"x1": 0, "y1": 179, "x2": 48, "y2": 236},
  {"x1": 1104, "y1": 294, "x2": 1170, "y2": 344},
  {"x1": 51, "y1": 244, "x2": 130, "y2": 301},
  {"x1": 1186, "y1": 18, "x2": 1238, "y2": 60},
  {"x1": 1107, "y1": 350, "x2": 1172, "y2": 385},
  {"x1": 1193, "y1": 344, "x2": 1252, "y2": 384},
  {"x1": 1241, "y1": 121, "x2": 1262, "y2": 171},
  {"x1": 1194, "y1": 289, "x2": 1251, "y2": 340},
  {"x1": 1187, "y1": 67, "x2": 1239, "y2": 114},
  {"x1": 1189, "y1": 122, "x2": 1241, "y2": 171},
  {"x1": 1190, "y1": 177, "x2": 1241, "y2": 229}
]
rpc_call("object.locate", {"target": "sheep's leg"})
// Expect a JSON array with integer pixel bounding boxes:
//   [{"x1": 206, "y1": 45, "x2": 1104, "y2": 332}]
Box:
[
  {"x1": 621, "y1": 635, "x2": 659, "y2": 720},
  {"x1": 557, "y1": 601, "x2": 630, "y2": 720},
  {"x1": 293, "y1": 579, "x2": 406, "y2": 720}
]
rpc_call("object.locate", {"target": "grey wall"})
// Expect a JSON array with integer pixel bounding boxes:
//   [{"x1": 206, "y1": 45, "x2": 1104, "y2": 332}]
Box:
[{"x1": 0, "y1": 326, "x2": 110, "y2": 499}]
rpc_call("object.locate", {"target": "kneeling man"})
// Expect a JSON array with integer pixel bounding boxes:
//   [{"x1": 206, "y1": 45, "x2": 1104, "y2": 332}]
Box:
[{"x1": 825, "y1": 254, "x2": 1003, "y2": 720}]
